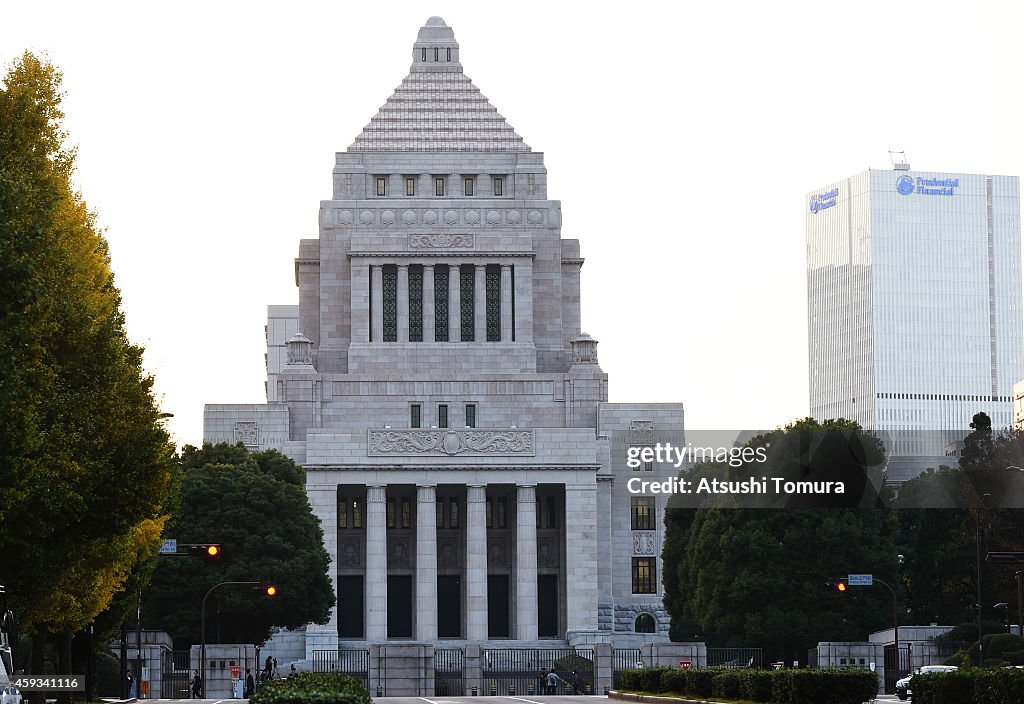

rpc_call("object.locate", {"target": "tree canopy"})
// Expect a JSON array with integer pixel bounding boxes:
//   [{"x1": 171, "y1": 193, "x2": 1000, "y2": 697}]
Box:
[
  {"x1": 142, "y1": 443, "x2": 335, "y2": 646},
  {"x1": 0, "y1": 52, "x2": 174, "y2": 637}
]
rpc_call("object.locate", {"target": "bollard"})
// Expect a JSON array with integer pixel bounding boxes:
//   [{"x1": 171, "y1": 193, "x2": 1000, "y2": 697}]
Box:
[
  {"x1": 585, "y1": 683, "x2": 592, "y2": 695},
  {"x1": 508, "y1": 683, "x2": 515, "y2": 696},
  {"x1": 528, "y1": 683, "x2": 535, "y2": 695},
  {"x1": 376, "y1": 686, "x2": 383, "y2": 698},
  {"x1": 471, "y1": 685, "x2": 478, "y2": 696},
  {"x1": 490, "y1": 683, "x2": 497, "y2": 696},
  {"x1": 604, "y1": 686, "x2": 610, "y2": 695}
]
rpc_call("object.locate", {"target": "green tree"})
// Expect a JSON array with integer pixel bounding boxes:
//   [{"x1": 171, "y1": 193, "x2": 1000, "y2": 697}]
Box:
[
  {"x1": 0, "y1": 50, "x2": 174, "y2": 668},
  {"x1": 142, "y1": 443, "x2": 335, "y2": 646},
  {"x1": 663, "y1": 419, "x2": 897, "y2": 662}
]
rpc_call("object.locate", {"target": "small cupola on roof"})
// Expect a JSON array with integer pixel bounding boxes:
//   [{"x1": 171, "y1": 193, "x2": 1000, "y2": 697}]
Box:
[{"x1": 348, "y1": 16, "x2": 530, "y2": 153}]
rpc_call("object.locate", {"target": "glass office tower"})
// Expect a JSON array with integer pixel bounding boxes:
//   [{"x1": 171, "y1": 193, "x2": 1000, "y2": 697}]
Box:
[{"x1": 807, "y1": 167, "x2": 1022, "y2": 478}]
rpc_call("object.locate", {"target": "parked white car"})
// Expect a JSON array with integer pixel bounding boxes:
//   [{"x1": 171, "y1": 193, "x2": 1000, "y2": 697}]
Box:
[{"x1": 895, "y1": 665, "x2": 958, "y2": 700}]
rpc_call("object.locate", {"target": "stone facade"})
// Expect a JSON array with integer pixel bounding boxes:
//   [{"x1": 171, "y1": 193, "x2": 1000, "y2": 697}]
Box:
[{"x1": 204, "y1": 16, "x2": 683, "y2": 658}]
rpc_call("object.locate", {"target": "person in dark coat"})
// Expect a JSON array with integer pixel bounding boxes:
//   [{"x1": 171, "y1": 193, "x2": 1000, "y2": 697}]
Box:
[
  {"x1": 244, "y1": 669, "x2": 255, "y2": 698},
  {"x1": 191, "y1": 671, "x2": 202, "y2": 698}
]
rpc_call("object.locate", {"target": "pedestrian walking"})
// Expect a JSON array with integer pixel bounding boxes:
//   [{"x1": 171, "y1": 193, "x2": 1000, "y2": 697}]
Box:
[
  {"x1": 545, "y1": 670, "x2": 560, "y2": 695},
  {"x1": 244, "y1": 669, "x2": 255, "y2": 698}
]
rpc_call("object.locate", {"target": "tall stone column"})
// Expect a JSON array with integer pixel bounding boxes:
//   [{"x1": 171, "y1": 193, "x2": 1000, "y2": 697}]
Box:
[
  {"x1": 514, "y1": 261, "x2": 533, "y2": 344},
  {"x1": 423, "y1": 264, "x2": 435, "y2": 343},
  {"x1": 501, "y1": 264, "x2": 513, "y2": 342},
  {"x1": 564, "y1": 485, "x2": 598, "y2": 632},
  {"x1": 366, "y1": 485, "x2": 388, "y2": 640},
  {"x1": 516, "y1": 484, "x2": 538, "y2": 640},
  {"x1": 465, "y1": 484, "x2": 488, "y2": 640},
  {"x1": 371, "y1": 265, "x2": 383, "y2": 343},
  {"x1": 416, "y1": 484, "x2": 438, "y2": 641},
  {"x1": 397, "y1": 264, "x2": 409, "y2": 343},
  {"x1": 474, "y1": 264, "x2": 486, "y2": 343},
  {"x1": 352, "y1": 262, "x2": 371, "y2": 343},
  {"x1": 450, "y1": 264, "x2": 463, "y2": 341}
]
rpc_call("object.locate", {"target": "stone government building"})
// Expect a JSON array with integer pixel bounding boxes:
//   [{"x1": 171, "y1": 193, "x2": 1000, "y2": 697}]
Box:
[{"x1": 204, "y1": 16, "x2": 684, "y2": 659}]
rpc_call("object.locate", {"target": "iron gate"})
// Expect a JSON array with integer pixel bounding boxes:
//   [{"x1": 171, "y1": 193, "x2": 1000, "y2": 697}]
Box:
[
  {"x1": 434, "y1": 648, "x2": 464, "y2": 695},
  {"x1": 483, "y1": 647, "x2": 594, "y2": 695},
  {"x1": 884, "y1": 644, "x2": 910, "y2": 695},
  {"x1": 707, "y1": 647, "x2": 762, "y2": 669},
  {"x1": 161, "y1": 650, "x2": 192, "y2": 699},
  {"x1": 311, "y1": 649, "x2": 370, "y2": 690},
  {"x1": 613, "y1": 648, "x2": 641, "y2": 690}
]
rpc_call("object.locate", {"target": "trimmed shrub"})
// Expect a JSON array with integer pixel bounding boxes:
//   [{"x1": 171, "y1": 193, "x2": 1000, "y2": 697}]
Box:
[
  {"x1": 909, "y1": 670, "x2": 975, "y2": 704},
  {"x1": 249, "y1": 672, "x2": 371, "y2": 704},
  {"x1": 768, "y1": 668, "x2": 877, "y2": 704},
  {"x1": 737, "y1": 669, "x2": 774, "y2": 702},
  {"x1": 659, "y1": 668, "x2": 686, "y2": 694},
  {"x1": 619, "y1": 669, "x2": 642, "y2": 692},
  {"x1": 639, "y1": 665, "x2": 672, "y2": 693},
  {"x1": 973, "y1": 668, "x2": 1024, "y2": 704},
  {"x1": 710, "y1": 669, "x2": 742, "y2": 699},
  {"x1": 681, "y1": 668, "x2": 717, "y2": 698}
]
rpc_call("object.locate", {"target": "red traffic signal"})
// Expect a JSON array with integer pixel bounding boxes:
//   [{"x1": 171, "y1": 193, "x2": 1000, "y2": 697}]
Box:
[
  {"x1": 836, "y1": 581, "x2": 847, "y2": 592},
  {"x1": 824, "y1": 578, "x2": 849, "y2": 592},
  {"x1": 265, "y1": 585, "x2": 277, "y2": 597},
  {"x1": 256, "y1": 582, "x2": 278, "y2": 597}
]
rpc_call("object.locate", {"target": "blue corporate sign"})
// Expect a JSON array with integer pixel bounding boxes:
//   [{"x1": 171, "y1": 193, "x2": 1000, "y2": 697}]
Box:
[
  {"x1": 847, "y1": 573, "x2": 873, "y2": 586},
  {"x1": 896, "y1": 175, "x2": 959, "y2": 197},
  {"x1": 159, "y1": 538, "x2": 177, "y2": 554},
  {"x1": 809, "y1": 188, "x2": 838, "y2": 214}
]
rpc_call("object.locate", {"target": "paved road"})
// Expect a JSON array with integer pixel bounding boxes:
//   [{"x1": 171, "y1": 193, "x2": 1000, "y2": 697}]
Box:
[{"x1": 144, "y1": 697, "x2": 901, "y2": 704}]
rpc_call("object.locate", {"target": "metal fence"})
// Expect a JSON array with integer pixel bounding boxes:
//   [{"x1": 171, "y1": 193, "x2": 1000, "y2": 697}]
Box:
[
  {"x1": 707, "y1": 647, "x2": 762, "y2": 669},
  {"x1": 161, "y1": 650, "x2": 192, "y2": 699},
  {"x1": 613, "y1": 648, "x2": 641, "y2": 689},
  {"x1": 884, "y1": 644, "x2": 910, "y2": 694},
  {"x1": 434, "y1": 648, "x2": 464, "y2": 696},
  {"x1": 310, "y1": 649, "x2": 370, "y2": 690},
  {"x1": 483, "y1": 647, "x2": 594, "y2": 695}
]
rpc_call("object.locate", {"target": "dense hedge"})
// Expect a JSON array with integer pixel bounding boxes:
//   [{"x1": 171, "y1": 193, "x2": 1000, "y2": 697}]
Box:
[
  {"x1": 249, "y1": 672, "x2": 372, "y2": 704},
  {"x1": 912, "y1": 668, "x2": 1024, "y2": 704},
  {"x1": 618, "y1": 666, "x2": 877, "y2": 704}
]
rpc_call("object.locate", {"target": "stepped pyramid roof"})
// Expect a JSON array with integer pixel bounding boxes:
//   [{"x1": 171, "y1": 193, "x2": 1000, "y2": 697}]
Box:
[{"x1": 348, "y1": 17, "x2": 531, "y2": 153}]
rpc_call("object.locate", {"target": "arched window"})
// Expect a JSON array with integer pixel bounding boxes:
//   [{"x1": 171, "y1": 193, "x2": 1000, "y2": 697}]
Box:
[{"x1": 635, "y1": 613, "x2": 656, "y2": 633}]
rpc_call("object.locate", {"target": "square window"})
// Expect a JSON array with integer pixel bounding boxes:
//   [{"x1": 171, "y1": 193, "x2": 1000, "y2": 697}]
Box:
[
  {"x1": 644, "y1": 461, "x2": 653, "y2": 472},
  {"x1": 438, "y1": 404, "x2": 449, "y2": 428},
  {"x1": 465, "y1": 403, "x2": 476, "y2": 428},
  {"x1": 435, "y1": 177, "x2": 445, "y2": 196},
  {"x1": 464, "y1": 177, "x2": 474, "y2": 196},
  {"x1": 493, "y1": 176, "x2": 503, "y2": 196},
  {"x1": 406, "y1": 177, "x2": 416, "y2": 196},
  {"x1": 376, "y1": 177, "x2": 386, "y2": 197},
  {"x1": 632, "y1": 557, "x2": 657, "y2": 594}
]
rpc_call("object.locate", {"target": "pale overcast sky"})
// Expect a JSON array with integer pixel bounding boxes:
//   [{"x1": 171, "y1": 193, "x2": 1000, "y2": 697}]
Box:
[{"x1": 4, "y1": 1, "x2": 1023, "y2": 448}]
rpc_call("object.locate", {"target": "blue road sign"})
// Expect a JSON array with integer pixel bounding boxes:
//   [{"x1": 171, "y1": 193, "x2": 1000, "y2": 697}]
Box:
[{"x1": 848, "y1": 574, "x2": 873, "y2": 586}]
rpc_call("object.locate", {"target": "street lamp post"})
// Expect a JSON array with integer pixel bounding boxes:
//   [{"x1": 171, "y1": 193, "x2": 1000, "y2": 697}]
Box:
[
  {"x1": 873, "y1": 578, "x2": 901, "y2": 675},
  {"x1": 994, "y1": 603, "x2": 1010, "y2": 633},
  {"x1": 1017, "y1": 572, "x2": 1023, "y2": 638},
  {"x1": 976, "y1": 493, "x2": 992, "y2": 665},
  {"x1": 200, "y1": 581, "x2": 259, "y2": 697}
]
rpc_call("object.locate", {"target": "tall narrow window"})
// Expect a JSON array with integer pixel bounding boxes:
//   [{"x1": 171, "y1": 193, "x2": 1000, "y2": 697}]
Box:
[
  {"x1": 631, "y1": 497, "x2": 655, "y2": 530},
  {"x1": 352, "y1": 499, "x2": 363, "y2": 529},
  {"x1": 338, "y1": 499, "x2": 347, "y2": 529},
  {"x1": 438, "y1": 404, "x2": 449, "y2": 428},
  {"x1": 435, "y1": 177, "x2": 445, "y2": 196},
  {"x1": 405, "y1": 177, "x2": 416, "y2": 196},
  {"x1": 465, "y1": 403, "x2": 476, "y2": 428},
  {"x1": 410, "y1": 404, "x2": 421, "y2": 429},
  {"x1": 376, "y1": 177, "x2": 386, "y2": 196},
  {"x1": 434, "y1": 47, "x2": 438, "y2": 61},
  {"x1": 464, "y1": 177, "x2": 474, "y2": 196},
  {"x1": 409, "y1": 265, "x2": 423, "y2": 342},
  {"x1": 449, "y1": 498, "x2": 459, "y2": 529},
  {"x1": 460, "y1": 265, "x2": 474, "y2": 342},
  {"x1": 382, "y1": 266, "x2": 397, "y2": 342},
  {"x1": 421, "y1": 47, "x2": 426, "y2": 61},
  {"x1": 386, "y1": 499, "x2": 396, "y2": 529},
  {"x1": 485, "y1": 499, "x2": 493, "y2": 529},
  {"x1": 486, "y1": 265, "x2": 500, "y2": 341},
  {"x1": 435, "y1": 265, "x2": 449, "y2": 342},
  {"x1": 632, "y1": 558, "x2": 657, "y2": 594},
  {"x1": 401, "y1": 499, "x2": 411, "y2": 529},
  {"x1": 436, "y1": 499, "x2": 444, "y2": 528},
  {"x1": 446, "y1": 47, "x2": 451, "y2": 61},
  {"x1": 493, "y1": 176, "x2": 503, "y2": 196},
  {"x1": 496, "y1": 498, "x2": 506, "y2": 528}
]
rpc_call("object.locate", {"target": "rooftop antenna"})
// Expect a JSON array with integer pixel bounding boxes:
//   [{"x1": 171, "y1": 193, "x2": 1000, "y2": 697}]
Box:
[{"x1": 889, "y1": 150, "x2": 910, "y2": 171}]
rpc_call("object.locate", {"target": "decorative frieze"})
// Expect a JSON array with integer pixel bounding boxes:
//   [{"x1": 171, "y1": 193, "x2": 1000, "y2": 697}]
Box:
[
  {"x1": 367, "y1": 429, "x2": 535, "y2": 457},
  {"x1": 629, "y1": 420, "x2": 655, "y2": 445},
  {"x1": 632, "y1": 531, "x2": 657, "y2": 556},
  {"x1": 234, "y1": 421, "x2": 258, "y2": 447},
  {"x1": 409, "y1": 233, "x2": 474, "y2": 249},
  {"x1": 333, "y1": 208, "x2": 547, "y2": 228}
]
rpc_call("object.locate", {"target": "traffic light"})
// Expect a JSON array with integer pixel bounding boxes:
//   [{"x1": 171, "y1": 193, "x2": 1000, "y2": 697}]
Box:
[
  {"x1": 187, "y1": 544, "x2": 220, "y2": 557},
  {"x1": 825, "y1": 577, "x2": 849, "y2": 592},
  {"x1": 256, "y1": 582, "x2": 278, "y2": 597}
]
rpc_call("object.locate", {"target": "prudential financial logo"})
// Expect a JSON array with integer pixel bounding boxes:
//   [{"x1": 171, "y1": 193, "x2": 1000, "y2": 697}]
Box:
[{"x1": 896, "y1": 175, "x2": 915, "y2": 195}]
